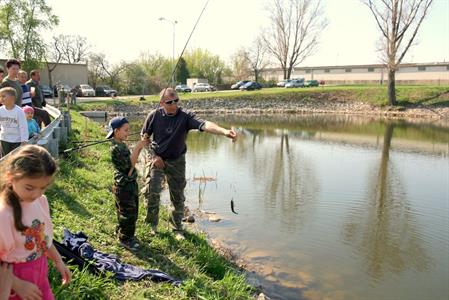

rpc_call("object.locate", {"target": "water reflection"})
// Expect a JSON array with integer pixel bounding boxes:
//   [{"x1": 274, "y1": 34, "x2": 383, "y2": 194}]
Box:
[
  {"x1": 254, "y1": 131, "x2": 319, "y2": 233},
  {"x1": 127, "y1": 114, "x2": 448, "y2": 300},
  {"x1": 343, "y1": 123, "x2": 430, "y2": 281}
]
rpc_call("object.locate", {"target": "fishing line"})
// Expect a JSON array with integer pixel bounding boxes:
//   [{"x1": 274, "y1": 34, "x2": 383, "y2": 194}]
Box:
[{"x1": 166, "y1": 0, "x2": 210, "y2": 88}]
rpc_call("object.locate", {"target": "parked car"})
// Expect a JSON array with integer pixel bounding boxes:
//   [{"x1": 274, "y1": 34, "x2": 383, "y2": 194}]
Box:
[
  {"x1": 304, "y1": 80, "x2": 319, "y2": 87},
  {"x1": 276, "y1": 79, "x2": 291, "y2": 87},
  {"x1": 239, "y1": 81, "x2": 263, "y2": 91},
  {"x1": 231, "y1": 80, "x2": 250, "y2": 90},
  {"x1": 285, "y1": 79, "x2": 305, "y2": 88},
  {"x1": 192, "y1": 83, "x2": 216, "y2": 92},
  {"x1": 175, "y1": 84, "x2": 192, "y2": 93},
  {"x1": 95, "y1": 85, "x2": 117, "y2": 97},
  {"x1": 41, "y1": 85, "x2": 53, "y2": 98},
  {"x1": 75, "y1": 84, "x2": 95, "y2": 97}
]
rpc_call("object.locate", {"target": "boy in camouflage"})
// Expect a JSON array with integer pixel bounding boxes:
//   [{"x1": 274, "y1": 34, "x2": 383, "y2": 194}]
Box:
[{"x1": 107, "y1": 116, "x2": 149, "y2": 250}]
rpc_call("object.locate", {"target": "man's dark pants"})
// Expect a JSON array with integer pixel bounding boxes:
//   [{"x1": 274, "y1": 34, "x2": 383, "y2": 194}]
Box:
[
  {"x1": 144, "y1": 155, "x2": 186, "y2": 231},
  {"x1": 1, "y1": 141, "x2": 21, "y2": 156},
  {"x1": 114, "y1": 181, "x2": 139, "y2": 242}
]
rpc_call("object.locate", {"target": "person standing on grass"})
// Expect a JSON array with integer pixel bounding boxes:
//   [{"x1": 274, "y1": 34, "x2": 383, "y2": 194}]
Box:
[
  {"x1": 0, "y1": 87, "x2": 28, "y2": 156},
  {"x1": 0, "y1": 145, "x2": 71, "y2": 299},
  {"x1": 17, "y1": 70, "x2": 33, "y2": 108},
  {"x1": 26, "y1": 70, "x2": 51, "y2": 127},
  {"x1": 107, "y1": 116, "x2": 149, "y2": 251},
  {"x1": 141, "y1": 87, "x2": 237, "y2": 240},
  {"x1": 1, "y1": 59, "x2": 22, "y2": 106}
]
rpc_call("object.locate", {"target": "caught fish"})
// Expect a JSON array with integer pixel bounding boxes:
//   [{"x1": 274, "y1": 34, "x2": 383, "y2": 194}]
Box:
[{"x1": 230, "y1": 198, "x2": 238, "y2": 214}]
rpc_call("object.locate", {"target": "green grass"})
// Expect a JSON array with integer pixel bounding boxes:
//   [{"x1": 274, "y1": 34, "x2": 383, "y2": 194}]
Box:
[
  {"x1": 74, "y1": 84, "x2": 449, "y2": 111},
  {"x1": 46, "y1": 111, "x2": 254, "y2": 299}
]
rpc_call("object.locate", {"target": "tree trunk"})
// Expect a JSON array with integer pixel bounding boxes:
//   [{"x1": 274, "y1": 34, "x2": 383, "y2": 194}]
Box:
[
  {"x1": 46, "y1": 65, "x2": 53, "y2": 88},
  {"x1": 387, "y1": 69, "x2": 397, "y2": 106},
  {"x1": 287, "y1": 66, "x2": 293, "y2": 80}
]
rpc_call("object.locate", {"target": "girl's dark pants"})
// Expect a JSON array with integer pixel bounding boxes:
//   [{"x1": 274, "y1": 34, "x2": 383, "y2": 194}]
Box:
[{"x1": 113, "y1": 181, "x2": 138, "y2": 242}]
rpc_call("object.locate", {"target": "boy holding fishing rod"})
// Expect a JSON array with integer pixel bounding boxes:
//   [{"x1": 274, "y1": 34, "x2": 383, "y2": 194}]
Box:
[{"x1": 107, "y1": 116, "x2": 149, "y2": 251}]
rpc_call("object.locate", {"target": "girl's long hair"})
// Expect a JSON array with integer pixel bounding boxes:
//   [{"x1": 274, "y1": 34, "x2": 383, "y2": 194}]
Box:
[{"x1": 0, "y1": 145, "x2": 57, "y2": 231}]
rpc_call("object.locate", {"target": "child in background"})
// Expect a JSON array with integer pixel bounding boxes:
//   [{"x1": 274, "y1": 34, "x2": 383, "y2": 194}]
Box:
[
  {"x1": 107, "y1": 116, "x2": 149, "y2": 251},
  {"x1": 0, "y1": 87, "x2": 28, "y2": 156},
  {"x1": 0, "y1": 145, "x2": 71, "y2": 299},
  {"x1": 23, "y1": 106, "x2": 40, "y2": 139}
]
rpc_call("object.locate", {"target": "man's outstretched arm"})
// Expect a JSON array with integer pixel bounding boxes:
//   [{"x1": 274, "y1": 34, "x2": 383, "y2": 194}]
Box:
[{"x1": 202, "y1": 121, "x2": 237, "y2": 141}]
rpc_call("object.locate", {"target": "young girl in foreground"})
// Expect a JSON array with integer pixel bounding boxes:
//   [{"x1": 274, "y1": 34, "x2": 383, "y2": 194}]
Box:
[{"x1": 0, "y1": 145, "x2": 71, "y2": 299}]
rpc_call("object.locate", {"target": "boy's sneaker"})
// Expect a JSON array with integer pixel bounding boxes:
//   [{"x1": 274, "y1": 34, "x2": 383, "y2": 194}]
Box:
[{"x1": 120, "y1": 238, "x2": 140, "y2": 251}]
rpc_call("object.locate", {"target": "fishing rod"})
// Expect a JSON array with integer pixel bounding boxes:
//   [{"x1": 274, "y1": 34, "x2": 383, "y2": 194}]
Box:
[
  {"x1": 166, "y1": 0, "x2": 210, "y2": 88},
  {"x1": 62, "y1": 132, "x2": 141, "y2": 154}
]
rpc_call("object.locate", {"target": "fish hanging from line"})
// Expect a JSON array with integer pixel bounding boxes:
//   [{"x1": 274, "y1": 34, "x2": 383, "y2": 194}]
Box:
[{"x1": 230, "y1": 198, "x2": 238, "y2": 214}]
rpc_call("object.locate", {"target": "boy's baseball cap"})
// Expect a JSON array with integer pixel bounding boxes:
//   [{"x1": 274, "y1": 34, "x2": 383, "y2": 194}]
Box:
[{"x1": 106, "y1": 116, "x2": 129, "y2": 139}]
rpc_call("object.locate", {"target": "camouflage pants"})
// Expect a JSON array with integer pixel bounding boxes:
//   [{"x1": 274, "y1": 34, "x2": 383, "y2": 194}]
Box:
[
  {"x1": 113, "y1": 181, "x2": 139, "y2": 241},
  {"x1": 144, "y1": 155, "x2": 186, "y2": 231}
]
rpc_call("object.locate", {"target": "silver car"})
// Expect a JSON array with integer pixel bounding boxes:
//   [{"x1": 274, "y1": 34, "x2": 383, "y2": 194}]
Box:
[
  {"x1": 285, "y1": 79, "x2": 305, "y2": 88},
  {"x1": 192, "y1": 83, "x2": 216, "y2": 92}
]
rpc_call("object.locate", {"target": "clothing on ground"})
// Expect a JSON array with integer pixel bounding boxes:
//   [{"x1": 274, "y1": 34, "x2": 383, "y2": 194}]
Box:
[{"x1": 59, "y1": 229, "x2": 182, "y2": 284}]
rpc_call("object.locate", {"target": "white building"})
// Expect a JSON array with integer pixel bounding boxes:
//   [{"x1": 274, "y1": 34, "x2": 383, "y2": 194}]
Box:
[{"x1": 261, "y1": 62, "x2": 449, "y2": 85}]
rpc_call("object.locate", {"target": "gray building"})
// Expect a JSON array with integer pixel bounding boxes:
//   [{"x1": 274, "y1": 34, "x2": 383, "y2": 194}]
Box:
[
  {"x1": 260, "y1": 62, "x2": 449, "y2": 85},
  {"x1": 0, "y1": 59, "x2": 88, "y2": 87}
]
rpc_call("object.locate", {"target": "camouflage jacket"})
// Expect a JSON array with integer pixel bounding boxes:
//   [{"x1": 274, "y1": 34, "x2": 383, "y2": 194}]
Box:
[{"x1": 110, "y1": 140, "x2": 137, "y2": 186}]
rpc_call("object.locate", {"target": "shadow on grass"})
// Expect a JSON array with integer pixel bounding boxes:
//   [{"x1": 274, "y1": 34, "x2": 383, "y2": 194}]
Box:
[
  {"x1": 133, "y1": 235, "x2": 189, "y2": 280},
  {"x1": 47, "y1": 184, "x2": 93, "y2": 219},
  {"x1": 401, "y1": 89, "x2": 449, "y2": 107},
  {"x1": 46, "y1": 154, "x2": 94, "y2": 219}
]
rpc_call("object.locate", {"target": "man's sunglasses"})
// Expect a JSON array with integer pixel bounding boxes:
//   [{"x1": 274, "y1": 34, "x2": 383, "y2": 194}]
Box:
[{"x1": 164, "y1": 98, "x2": 179, "y2": 105}]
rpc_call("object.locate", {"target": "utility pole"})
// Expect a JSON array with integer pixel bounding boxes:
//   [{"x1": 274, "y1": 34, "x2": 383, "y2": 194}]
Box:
[{"x1": 159, "y1": 17, "x2": 178, "y2": 85}]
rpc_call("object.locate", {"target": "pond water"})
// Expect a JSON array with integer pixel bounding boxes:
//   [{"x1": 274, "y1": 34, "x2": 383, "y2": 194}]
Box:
[{"x1": 132, "y1": 114, "x2": 448, "y2": 300}]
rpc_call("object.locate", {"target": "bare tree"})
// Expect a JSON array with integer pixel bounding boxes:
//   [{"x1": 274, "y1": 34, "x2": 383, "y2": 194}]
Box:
[
  {"x1": 363, "y1": 0, "x2": 433, "y2": 105},
  {"x1": 245, "y1": 37, "x2": 270, "y2": 82},
  {"x1": 87, "y1": 53, "x2": 107, "y2": 88},
  {"x1": 44, "y1": 35, "x2": 63, "y2": 88},
  {"x1": 230, "y1": 48, "x2": 251, "y2": 81},
  {"x1": 55, "y1": 34, "x2": 90, "y2": 64},
  {"x1": 87, "y1": 52, "x2": 127, "y2": 88},
  {"x1": 44, "y1": 34, "x2": 89, "y2": 87},
  {"x1": 263, "y1": 0, "x2": 327, "y2": 80}
]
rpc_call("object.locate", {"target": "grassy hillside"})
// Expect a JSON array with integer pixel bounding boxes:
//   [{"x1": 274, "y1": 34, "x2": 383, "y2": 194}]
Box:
[
  {"x1": 75, "y1": 85, "x2": 449, "y2": 111},
  {"x1": 46, "y1": 111, "x2": 254, "y2": 299}
]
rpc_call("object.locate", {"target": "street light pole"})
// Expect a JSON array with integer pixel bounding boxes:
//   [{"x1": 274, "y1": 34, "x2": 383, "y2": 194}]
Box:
[{"x1": 159, "y1": 17, "x2": 178, "y2": 84}]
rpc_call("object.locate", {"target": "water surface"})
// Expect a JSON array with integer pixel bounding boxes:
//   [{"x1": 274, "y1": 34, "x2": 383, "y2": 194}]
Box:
[{"x1": 135, "y1": 114, "x2": 449, "y2": 300}]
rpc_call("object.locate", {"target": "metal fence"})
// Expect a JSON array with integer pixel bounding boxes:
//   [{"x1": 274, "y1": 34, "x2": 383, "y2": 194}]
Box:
[{"x1": 0, "y1": 105, "x2": 71, "y2": 162}]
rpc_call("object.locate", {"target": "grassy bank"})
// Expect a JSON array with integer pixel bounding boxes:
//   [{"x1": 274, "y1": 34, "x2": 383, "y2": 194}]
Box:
[
  {"x1": 75, "y1": 84, "x2": 449, "y2": 111},
  {"x1": 46, "y1": 111, "x2": 254, "y2": 299}
]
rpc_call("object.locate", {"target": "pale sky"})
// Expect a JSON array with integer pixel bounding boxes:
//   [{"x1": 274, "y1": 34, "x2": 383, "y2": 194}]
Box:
[{"x1": 44, "y1": 0, "x2": 449, "y2": 67}]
